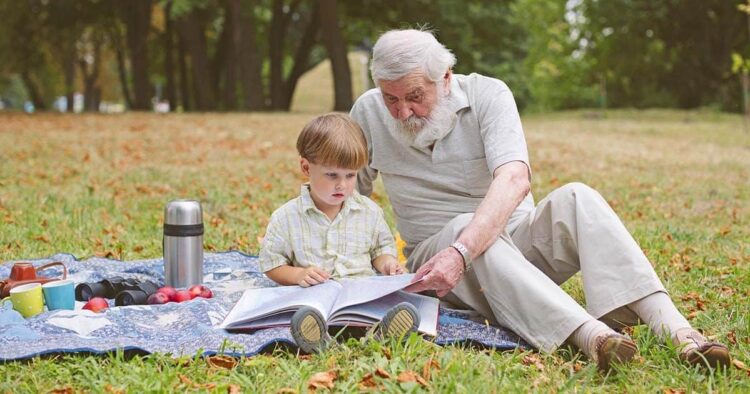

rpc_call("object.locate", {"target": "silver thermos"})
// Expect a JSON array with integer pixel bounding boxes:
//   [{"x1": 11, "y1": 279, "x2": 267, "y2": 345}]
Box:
[{"x1": 163, "y1": 200, "x2": 204, "y2": 288}]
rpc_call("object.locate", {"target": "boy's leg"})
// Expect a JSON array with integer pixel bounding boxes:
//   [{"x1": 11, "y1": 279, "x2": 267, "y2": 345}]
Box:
[{"x1": 291, "y1": 307, "x2": 332, "y2": 354}]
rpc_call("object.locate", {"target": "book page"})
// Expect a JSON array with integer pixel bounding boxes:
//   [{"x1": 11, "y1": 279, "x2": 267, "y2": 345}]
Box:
[
  {"x1": 329, "y1": 291, "x2": 439, "y2": 336},
  {"x1": 331, "y1": 274, "x2": 417, "y2": 312},
  {"x1": 219, "y1": 280, "x2": 343, "y2": 329}
]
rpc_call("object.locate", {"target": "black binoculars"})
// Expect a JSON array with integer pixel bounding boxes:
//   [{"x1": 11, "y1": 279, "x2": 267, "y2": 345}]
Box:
[{"x1": 75, "y1": 277, "x2": 159, "y2": 306}]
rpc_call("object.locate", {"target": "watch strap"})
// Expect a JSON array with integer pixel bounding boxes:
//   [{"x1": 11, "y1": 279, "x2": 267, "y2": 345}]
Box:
[{"x1": 450, "y1": 241, "x2": 472, "y2": 270}]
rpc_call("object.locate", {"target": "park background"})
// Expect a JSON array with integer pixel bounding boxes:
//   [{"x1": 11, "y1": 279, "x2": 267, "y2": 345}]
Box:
[
  {"x1": 1, "y1": 0, "x2": 749, "y2": 392},
  {"x1": 2, "y1": 0, "x2": 750, "y2": 115}
]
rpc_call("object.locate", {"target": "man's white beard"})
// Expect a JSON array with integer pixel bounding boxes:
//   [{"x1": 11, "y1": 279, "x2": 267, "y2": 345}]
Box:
[{"x1": 394, "y1": 93, "x2": 457, "y2": 149}]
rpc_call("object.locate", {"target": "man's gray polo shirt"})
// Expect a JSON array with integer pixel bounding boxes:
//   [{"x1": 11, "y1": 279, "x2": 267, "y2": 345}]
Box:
[{"x1": 351, "y1": 73, "x2": 534, "y2": 256}]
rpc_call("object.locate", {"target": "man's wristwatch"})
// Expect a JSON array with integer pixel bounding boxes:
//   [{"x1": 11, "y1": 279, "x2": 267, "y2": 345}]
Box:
[{"x1": 450, "y1": 241, "x2": 473, "y2": 270}]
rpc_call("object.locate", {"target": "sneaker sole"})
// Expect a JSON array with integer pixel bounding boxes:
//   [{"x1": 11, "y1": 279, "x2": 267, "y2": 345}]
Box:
[
  {"x1": 378, "y1": 302, "x2": 419, "y2": 340},
  {"x1": 291, "y1": 308, "x2": 329, "y2": 354},
  {"x1": 597, "y1": 336, "x2": 637, "y2": 372}
]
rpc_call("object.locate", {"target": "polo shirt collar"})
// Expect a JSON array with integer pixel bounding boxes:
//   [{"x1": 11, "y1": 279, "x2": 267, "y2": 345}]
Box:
[{"x1": 448, "y1": 75, "x2": 470, "y2": 114}]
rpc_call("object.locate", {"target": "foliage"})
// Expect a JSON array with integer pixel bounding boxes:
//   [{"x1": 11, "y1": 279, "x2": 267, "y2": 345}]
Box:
[
  {"x1": 580, "y1": 0, "x2": 747, "y2": 111},
  {"x1": 0, "y1": 1, "x2": 749, "y2": 112}
]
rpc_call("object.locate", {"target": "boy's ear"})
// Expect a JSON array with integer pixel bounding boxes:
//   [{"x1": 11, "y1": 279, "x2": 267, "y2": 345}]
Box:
[{"x1": 300, "y1": 157, "x2": 310, "y2": 176}]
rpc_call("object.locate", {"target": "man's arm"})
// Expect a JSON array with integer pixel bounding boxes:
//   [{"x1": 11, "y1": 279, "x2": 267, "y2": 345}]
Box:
[
  {"x1": 458, "y1": 160, "x2": 530, "y2": 259},
  {"x1": 408, "y1": 161, "x2": 530, "y2": 296}
]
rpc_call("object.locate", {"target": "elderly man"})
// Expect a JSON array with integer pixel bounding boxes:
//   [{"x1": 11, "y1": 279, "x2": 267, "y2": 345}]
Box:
[{"x1": 350, "y1": 29, "x2": 729, "y2": 371}]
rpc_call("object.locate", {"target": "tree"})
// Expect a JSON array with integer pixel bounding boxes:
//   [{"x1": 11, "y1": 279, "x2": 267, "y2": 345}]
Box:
[
  {"x1": 319, "y1": 0, "x2": 352, "y2": 111},
  {"x1": 234, "y1": 0, "x2": 265, "y2": 110},
  {"x1": 119, "y1": 0, "x2": 153, "y2": 110},
  {"x1": 0, "y1": 1, "x2": 52, "y2": 110},
  {"x1": 580, "y1": 0, "x2": 747, "y2": 110},
  {"x1": 175, "y1": 6, "x2": 216, "y2": 111},
  {"x1": 268, "y1": 0, "x2": 323, "y2": 110}
]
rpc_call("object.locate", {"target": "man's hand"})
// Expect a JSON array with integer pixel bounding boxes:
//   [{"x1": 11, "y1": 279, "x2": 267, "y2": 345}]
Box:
[
  {"x1": 296, "y1": 266, "x2": 330, "y2": 287},
  {"x1": 407, "y1": 247, "x2": 464, "y2": 297}
]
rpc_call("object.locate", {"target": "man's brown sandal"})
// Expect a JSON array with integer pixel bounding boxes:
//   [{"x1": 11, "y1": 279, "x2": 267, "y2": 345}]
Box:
[{"x1": 673, "y1": 328, "x2": 730, "y2": 369}]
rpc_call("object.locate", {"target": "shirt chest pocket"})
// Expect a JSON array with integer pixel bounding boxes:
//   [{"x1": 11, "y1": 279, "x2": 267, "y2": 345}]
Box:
[
  {"x1": 342, "y1": 228, "x2": 373, "y2": 255},
  {"x1": 437, "y1": 158, "x2": 492, "y2": 197}
]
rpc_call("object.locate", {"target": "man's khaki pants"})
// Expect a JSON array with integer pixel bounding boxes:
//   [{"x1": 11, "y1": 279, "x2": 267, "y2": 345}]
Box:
[{"x1": 408, "y1": 182, "x2": 665, "y2": 352}]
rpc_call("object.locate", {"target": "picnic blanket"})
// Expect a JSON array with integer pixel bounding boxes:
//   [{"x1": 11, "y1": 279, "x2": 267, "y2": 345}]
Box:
[{"x1": 0, "y1": 252, "x2": 527, "y2": 361}]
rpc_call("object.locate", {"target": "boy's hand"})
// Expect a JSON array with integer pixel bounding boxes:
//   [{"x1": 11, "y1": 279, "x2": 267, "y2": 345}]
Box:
[
  {"x1": 374, "y1": 255, "x2": 405, "y2": 275},
  {"x1": 381, "y1": 260, "x2": 405, "y2": 275},
  {"x1": 296, "y1": 266, "x2": 330, "y2": 287}
]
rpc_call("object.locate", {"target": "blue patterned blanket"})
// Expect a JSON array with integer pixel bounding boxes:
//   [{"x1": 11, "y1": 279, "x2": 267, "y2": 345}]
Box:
[{"x1": 0, "y1": 252, "x2": 526, "y2": 361}]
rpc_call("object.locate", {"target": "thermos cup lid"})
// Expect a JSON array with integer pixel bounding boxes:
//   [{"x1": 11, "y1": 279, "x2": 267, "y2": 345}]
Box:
[{"x1": 164, "y1": 200, "x2": 203, "y2": 226}]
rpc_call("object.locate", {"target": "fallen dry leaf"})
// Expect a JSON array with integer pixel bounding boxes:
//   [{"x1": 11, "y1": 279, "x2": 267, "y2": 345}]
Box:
[
  {"x1": 522, "y1": 354, "x2": 545, "y2": 371},
  {"x1": 308, "y1": 370, "x2": 337, "y2": 390},
  {"x1": 206, "y1": 355, "x2": 238, "y2": 369},
  {"x1": 663, "y1": 388, "x2": 686, "y2": 394},
  {"x1": 397, "y1": 370, "x2": 429, "y2": 387},
  {"x1": 50, "y1": 388, "x2": 74, "y2": 394},
  {"x1": 422, "y1": 355, "x2": 441, "y2": 381},
  {"x1": 104, "y1": 384, "x2": 124, "y2": 394},
  {"x1": 276, "y1": 388, "x2": 297, "y2": 394},
  {"x1": 33, "y1": 234, "x2": 50, "y2": 243},
  {"x1": 227, "y1": 384, "x2": 241, "y2": 394},
  {"x1": 732, "y1": 359, "x2": 750, "y2": 376},
  {"x1": 358, "y1": 373, "x2": 379, "y2": 390},
  {"x1": 370, "y1": 368, "x2": 389, "y2": 379},
  {"x1": 178, "y1": 374, "x2": 217, "y2": 390},
  {"x1": 727, "y1": 331, "x2": 737, "y2": 345}
]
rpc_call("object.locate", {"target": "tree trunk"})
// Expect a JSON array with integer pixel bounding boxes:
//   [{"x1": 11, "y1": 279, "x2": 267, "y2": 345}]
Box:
[
  {"x1": 235, "y1": 0, "x2": 265, "y2": 110},
  {"x1": 177, "y1": 32, "x2": 191, "y2": 111},
  {"x1": 20, "y1": 71, "x2": 46, "y2": 110},
  {"x1": 122, "y1": 0, "x2": 153, "y2": 110},
  {"x1": 269, "y1": 0, "x2": 286, "y2": 110},
  {"x1": 222, "y1": 0, "x2": 239, "y2": 110},
  {"x1": 177, "y1": 9, "x2": 215, "y2": 111},
  {"x1": 280, "y1": 5, "x2": 321, "y2": 110},
  {"x1": 78, "y1": 40, "x2": 102, "y2": 112},
  {"x1": 215, "y1": 3, "x2": 237, "y2": 111},
  {"x1": 63, "y1": 46, "x2": 76, "y2": 112},
  {"x1": 319, "y1": 0, "x2": 352, "y2": 111},
  {"x1": 164, "y1": 1, "x2": 176, "y2": 111},
  {"x1": 113, "y1": 30, "x2": 134, "y2": 109}
]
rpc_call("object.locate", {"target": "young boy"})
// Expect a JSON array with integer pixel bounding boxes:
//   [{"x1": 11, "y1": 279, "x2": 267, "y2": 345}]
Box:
[{"x1": 258, "y1": 113, "x2": 420, "y2": 353}]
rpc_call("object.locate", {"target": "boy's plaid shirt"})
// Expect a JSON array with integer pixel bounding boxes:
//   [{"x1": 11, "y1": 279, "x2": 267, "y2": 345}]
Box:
[{"x1": 258, "y1": 184, "x2": 397, "y2": 278}]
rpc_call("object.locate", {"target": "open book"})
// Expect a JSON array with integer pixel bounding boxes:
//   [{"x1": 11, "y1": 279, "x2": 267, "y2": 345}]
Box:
[{"x1": 219, "y1": 274, "x2": 439, "y2": 336}]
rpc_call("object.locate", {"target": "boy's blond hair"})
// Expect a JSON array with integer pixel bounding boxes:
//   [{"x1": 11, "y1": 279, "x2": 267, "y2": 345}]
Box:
[{"x1": 296, "y1": 113, "x2": 368, "y2": 169}]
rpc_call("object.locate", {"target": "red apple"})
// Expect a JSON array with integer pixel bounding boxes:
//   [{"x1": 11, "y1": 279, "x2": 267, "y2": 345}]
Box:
[
  {"x1": 83, "y1": 297, "x2": 109, "y2": 313},
  {"x1": 156, "y1": 286, "x2": 177, "y2": 301},
  {"x1": 188, "y1": 285, "x2": 213, "y2": 299},
  {"x1": 172, "y1": 290, "x2": 192, "y2": 303},
  {"x1": 147, "y1": 292, "x2": 170, "y2": 305}
]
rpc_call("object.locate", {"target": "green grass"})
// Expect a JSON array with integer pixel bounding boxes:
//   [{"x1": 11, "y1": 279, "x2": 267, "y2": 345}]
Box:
[{"x1": 1, "y1": 109, "x2": 749, "y2": 392}]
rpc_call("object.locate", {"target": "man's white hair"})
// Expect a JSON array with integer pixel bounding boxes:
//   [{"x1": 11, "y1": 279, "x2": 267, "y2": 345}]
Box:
[{"x1": 370, "y1": 29, "x2": 456, "y2": 84}]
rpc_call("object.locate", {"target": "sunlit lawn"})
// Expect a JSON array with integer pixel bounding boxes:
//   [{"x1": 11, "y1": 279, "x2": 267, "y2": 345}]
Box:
[{"x1": 0, "y1": 108, "x2": 749, "y2": 392}]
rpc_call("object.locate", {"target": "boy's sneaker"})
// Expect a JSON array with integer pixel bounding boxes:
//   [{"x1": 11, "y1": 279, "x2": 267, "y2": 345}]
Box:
[
  {"x1": 594, "y1": 333, "x2": 638, "y2": 372},
  {"x1": 672, "y1": 328, "x2": 730, "y2": 369},
  {"x1": 376, "y1": 302, "x2": 420, "y2": 340},
  {"x1": 291, "y1": 307, "x2": 331, "y2": 354}
]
